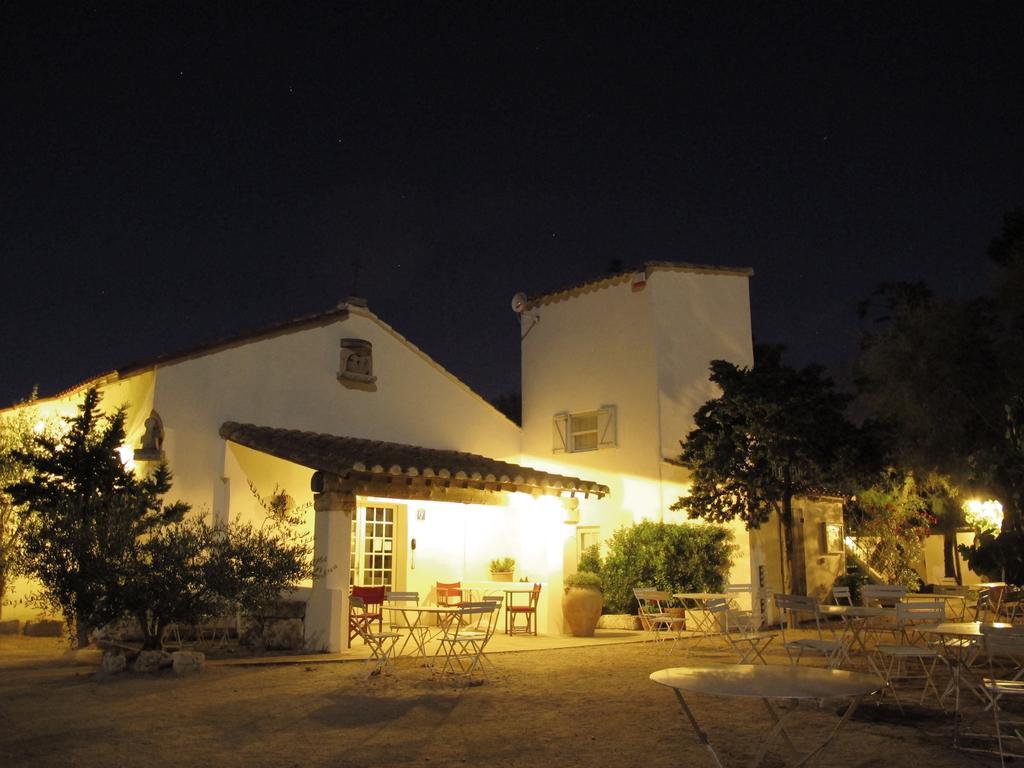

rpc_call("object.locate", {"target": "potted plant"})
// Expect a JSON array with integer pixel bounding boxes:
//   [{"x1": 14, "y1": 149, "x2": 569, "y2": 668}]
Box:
[
  {"x1": 562, "y1": 571, "x2": 603, "y2": 637},
  {"x1": 489, "y1": 557, "x2": 516, "y2": 582}
]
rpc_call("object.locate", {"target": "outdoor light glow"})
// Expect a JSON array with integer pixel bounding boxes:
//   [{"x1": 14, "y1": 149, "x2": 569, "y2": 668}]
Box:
[
  {"x1": 32, "y1": 419, "x2": 45, "y2": 434},
  {"x1": 117, "y1": 444, "x2": 136, "y2": 473},
  {"x1": 963, "y1": 498, "x2": 1003, "y2": 531}
]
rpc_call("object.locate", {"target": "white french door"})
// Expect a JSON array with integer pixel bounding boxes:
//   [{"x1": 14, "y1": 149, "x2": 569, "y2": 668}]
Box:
[{"x1": 350, "y1": 504, "x2": 399, "y2": 589}]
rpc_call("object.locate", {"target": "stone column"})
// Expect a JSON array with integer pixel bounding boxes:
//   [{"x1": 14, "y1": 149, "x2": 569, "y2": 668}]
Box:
[{"x1": 306, "y1": 477, "x2": 355, "y2": 652}]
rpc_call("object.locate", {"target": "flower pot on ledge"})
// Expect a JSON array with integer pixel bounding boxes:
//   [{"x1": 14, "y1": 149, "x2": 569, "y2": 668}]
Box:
[{"x1": 490, "y1": 571, "x2": 514, "y2": 582}]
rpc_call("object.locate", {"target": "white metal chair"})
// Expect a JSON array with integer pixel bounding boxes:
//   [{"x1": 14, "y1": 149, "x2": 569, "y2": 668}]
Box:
[
  {"x1": 774, "y1": 593, "x2": 849, "y2": 669},
  {"x1": 725, "y1": 583, "x2": 762, "y2": 631},
  {"x1": 872, "y1": 601, "x2": 948, "y2": 711},
  {"x1": 861, "y1": 585, "x2": 907, "y2": 643},
  {"x1": 385, "y1": 590, "x2": 432, "y2": 657},
  {"x1": 633, "y1": 588, "x2": 678, "y2": 645},
  {"x1": 832, "y1": 586, "x2": 854, "y2": 606},
  {"x1": 477, "y1": 594, "x2": 504, "y2": 631},
  {"x1": 350, "y1": 596, "x2": 402, "y2": 677},
  {"x1": 706, "y1": 598, "x2": 778, "y2": 664},
  {"x1": 971, "y1": 587, "x2": 996, "y2": 622},
  {"x1": 433, "y1": 601, "x2": 499, "y2": 684},
  {"x1": 861, "y1": 584, "x2": 907, "y2": 608},
  {"x1": 957, "y1": 624, "x2": 1024, "y2": 766}
]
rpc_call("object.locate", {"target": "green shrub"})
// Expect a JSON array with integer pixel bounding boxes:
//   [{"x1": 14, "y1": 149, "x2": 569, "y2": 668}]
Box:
[
  {"x1": 564, "y1": 571, "x2": 602, "y2": 590},
  {"x1": 959, "y1": 530, "x2": 1024, "y2": 584},
  {"x1": 601, "y1": 521, "x2": 735, "y2": 614},
  {"x1": 577, "y1": 544, "x2": 602, "y2": 576},
  {"x1": 834, "y1": 566, "x2": 868, "y2": 605}
]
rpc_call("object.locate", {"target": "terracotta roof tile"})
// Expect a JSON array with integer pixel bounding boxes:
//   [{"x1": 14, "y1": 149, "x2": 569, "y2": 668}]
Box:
[{"x1": 219, "y1": 422, "x2": 609, "y2": 498}]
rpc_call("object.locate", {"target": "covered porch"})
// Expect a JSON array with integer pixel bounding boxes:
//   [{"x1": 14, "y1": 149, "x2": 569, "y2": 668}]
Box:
[{"x1": 219, "y1": 422, "x2": 609, "y2": 652}]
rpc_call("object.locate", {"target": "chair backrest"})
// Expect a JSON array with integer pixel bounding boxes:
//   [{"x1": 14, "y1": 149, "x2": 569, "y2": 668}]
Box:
[
  {"x1": 972, "y1": 587, "x2": 994, "y2": 621},
  {"x1": 634, "y1": 588, "x2": 671, "y2": 614},
  {"x1": 832, "y1": 586, "x2": 853, "y2": 606},
  {"x1": 436, "y1": 581, "x2": 463, "y2": 606},
  {"x1": 774, "y1": 593, "x2": 828, "y2": 640},
  {"x1": 774, "y1": 593, "x2": 820, "y2": 614},
  {"x1": 351, "y1": 585, "x2": 386, "y2": 611},
  {"x1": 476, "y1": 594, "x2": 504, "y2": 630},
  {"x1": 981, "y1": 624, "x2": 1024, "y2": 673},
  {"x1": 528, "y1": 583, "x2": 542, "y2": 607},
  {"x1": 862, "y1": 584, "x2": 906, "y2": 607},
  {"x1": 896, "y1": 599, "x2": 945, "y2": 626},
  {"x1": 933, "y1": 583, "x2": 972, "y2": 596},
  {"x1": 386, "y1": 591, "x2": 419, "y2": 605},
  {"x1": 448, "y1": 602, "x2": 498, "y2": 641}
]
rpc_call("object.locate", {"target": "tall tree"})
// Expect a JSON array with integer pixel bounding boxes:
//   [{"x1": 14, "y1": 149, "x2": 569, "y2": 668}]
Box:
[
  {"x1": 10, "y1": 388, "x2": 188, "y2": 646},
  {"x1": 855, "y1": 207, "x2": 1024, "y2": 532},
  {"x1": 0, "y1": 394, "x2": 41, "y2": 620},
  {"x1": 672, "y1": 346, "x2": 876, "y2": 594}
]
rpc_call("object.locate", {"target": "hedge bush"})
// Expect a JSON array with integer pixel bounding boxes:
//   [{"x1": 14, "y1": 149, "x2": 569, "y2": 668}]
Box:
[{"x1": 601, "y1": 521, "x2": 735, "y2": 614}]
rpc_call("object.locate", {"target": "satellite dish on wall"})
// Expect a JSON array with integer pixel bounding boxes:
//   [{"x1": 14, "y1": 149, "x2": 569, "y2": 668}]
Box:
[{"x1": 511, "y1": 292, "x2": 528, "y2": 314}]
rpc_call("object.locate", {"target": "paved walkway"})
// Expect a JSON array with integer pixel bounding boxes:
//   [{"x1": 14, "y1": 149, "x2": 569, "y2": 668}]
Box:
[{"x1": 212, "y1": 628, "x2": 648, "y2": 666}]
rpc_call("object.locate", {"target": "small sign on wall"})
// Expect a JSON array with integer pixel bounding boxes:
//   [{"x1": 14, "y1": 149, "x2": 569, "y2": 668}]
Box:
[{"x1": 416, "y1": 509, "x2": 426, "y2": 521}]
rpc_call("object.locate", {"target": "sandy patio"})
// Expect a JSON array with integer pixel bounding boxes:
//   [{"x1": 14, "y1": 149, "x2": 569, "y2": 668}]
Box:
[{"x1": 0, "y1": 632, "x2": 1000, "y2": 767}]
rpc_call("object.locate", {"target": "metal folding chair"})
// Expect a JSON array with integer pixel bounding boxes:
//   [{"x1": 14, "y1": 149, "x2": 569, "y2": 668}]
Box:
[
  {"x1": 385, "y1": 591, "x2": 432, "y2": 657},
  {"x1": 871, "y1": 601, "x2": 948, "y2": 711},
  {"x1": 633, "y1": 588, "x2": 678, "y2": 646},
  {"x1": 707, "y1": 598, "x2": 778, "y2": 664},
  {"x1": 433, "y1": 602, "x2": 498, "y2": 685},
  {"x1": 956, "y1": 624, "x2": 1024, "y2": 766},
  {"x1": 774, "y1": 593, "x2": 850, "y2": 670},
  {"x1": 350, "y1": 596, "x2": 402, "y2": 677}
]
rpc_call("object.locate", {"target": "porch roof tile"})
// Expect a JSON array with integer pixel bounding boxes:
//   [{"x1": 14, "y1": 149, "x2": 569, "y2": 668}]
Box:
[{"x1": 219, "y1": 422, "x2": 609, "y2": 498}]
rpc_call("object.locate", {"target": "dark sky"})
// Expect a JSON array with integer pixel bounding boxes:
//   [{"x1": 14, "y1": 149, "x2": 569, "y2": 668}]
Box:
[{"x1": 2, "y1": 3, "x2": 1022, "y2": 409}]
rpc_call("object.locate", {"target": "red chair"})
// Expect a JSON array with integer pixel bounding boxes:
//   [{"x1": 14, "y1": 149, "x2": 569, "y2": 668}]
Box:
[
  {"x1": 506, "y1": 583, "x2": 541, "y2": 635},
  {"x1": 436, "y1": 581, "x2": 464, "y2": 607},
  {"x1": 349, "y1": 585, "x2": 386, "y2": 643}
]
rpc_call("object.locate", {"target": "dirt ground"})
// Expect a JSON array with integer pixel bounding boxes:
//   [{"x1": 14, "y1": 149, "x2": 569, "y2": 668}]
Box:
[{"x1": 0, "y1": 634, "x2": 1000, "y2": 768}]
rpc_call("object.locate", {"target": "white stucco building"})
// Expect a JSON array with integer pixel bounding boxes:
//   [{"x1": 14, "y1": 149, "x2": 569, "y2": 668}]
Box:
[{"x1": 4, "y1": 262, "x2": 767, "y2": 649}]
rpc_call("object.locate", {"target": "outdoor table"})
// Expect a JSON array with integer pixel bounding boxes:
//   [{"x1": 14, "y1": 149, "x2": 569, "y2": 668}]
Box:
[
  {"x1": 650, "y1": 665, "x2": 882, "y2": 768},
  {"x1": 919, "y1": 620, "x2": 1013, "y2": 746},
  {"x1": 382, "y1": 605, "x2": 464, "y2": 658},
  {"x1": 817, "y1": 605, "x2": 896, "y2": 655},
  {"x1": 674, "y1": 592, "x2": 735, "y2": 639}
]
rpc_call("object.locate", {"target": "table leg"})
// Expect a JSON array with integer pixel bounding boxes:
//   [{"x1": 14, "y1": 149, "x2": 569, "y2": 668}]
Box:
[
  {"x1": 671, "y1": 689, "x2": 726, "y2": 768},
  {"x1": 790, "y1": 694, "x2": 865, "y2": 767}
]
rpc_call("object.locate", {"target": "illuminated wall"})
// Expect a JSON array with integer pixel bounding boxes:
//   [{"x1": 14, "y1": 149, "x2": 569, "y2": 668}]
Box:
[
  {"x1": 153, "y1": 306, "x2": 521, "y2": 521},
  {"x1": 520, "y1": 266, "x2": 756, "y2": 611},
  {"x1": 1, "y1": 371, "x2": 157, "y2": 623}
]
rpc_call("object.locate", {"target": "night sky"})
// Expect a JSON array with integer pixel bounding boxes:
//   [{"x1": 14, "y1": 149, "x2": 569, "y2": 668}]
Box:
[{"x1": 2, "y1": 3, "x2": 1022, "y2": 409}]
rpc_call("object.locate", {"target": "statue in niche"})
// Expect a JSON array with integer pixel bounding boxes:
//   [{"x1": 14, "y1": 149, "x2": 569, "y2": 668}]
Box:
[
  {"x1": 134, "y1": 410, "x2": 165, "y2": 462},
  {"x1": 338, "y1": 338, "x2": 377, "y2": 385}
]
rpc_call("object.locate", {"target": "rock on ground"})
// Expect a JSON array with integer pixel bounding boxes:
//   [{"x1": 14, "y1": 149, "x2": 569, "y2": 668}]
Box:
[
  {"x1": 132, "y1": 650, "x2": 173, "y2": 673},
  {"x1": 0, "y1": 619, "x2": 21, "y2": 635},
  {"x1": 101, "y1": 651, "x2": 127, "y2": 675},
  {"x1": 171, "y1": 651, "x2": 205, "y2": 674}
]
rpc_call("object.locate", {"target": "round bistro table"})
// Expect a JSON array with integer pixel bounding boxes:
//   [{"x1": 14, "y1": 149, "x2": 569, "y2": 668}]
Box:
[{"x1": 650, "y1": 664, "x2": 883, "y2": 767}]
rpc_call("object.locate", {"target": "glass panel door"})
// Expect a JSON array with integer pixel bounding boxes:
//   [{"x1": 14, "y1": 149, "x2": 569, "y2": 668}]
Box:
[{"x1": 350, "y1": 505, "x2": 395, "y2": 589}]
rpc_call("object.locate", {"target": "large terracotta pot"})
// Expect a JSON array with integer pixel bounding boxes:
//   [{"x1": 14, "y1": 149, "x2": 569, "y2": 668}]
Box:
[{"x1": 562, "y1": 586, "x2": 603, "y2": 637}]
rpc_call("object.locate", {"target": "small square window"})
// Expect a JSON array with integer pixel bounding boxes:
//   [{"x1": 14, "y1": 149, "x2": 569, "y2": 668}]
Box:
[
  {"x1": 553, "y1": 406, "x2": 616, "y2": 454},
  {"x1": 570, "y1": 412, "x2": 599, "y2": 452}
]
